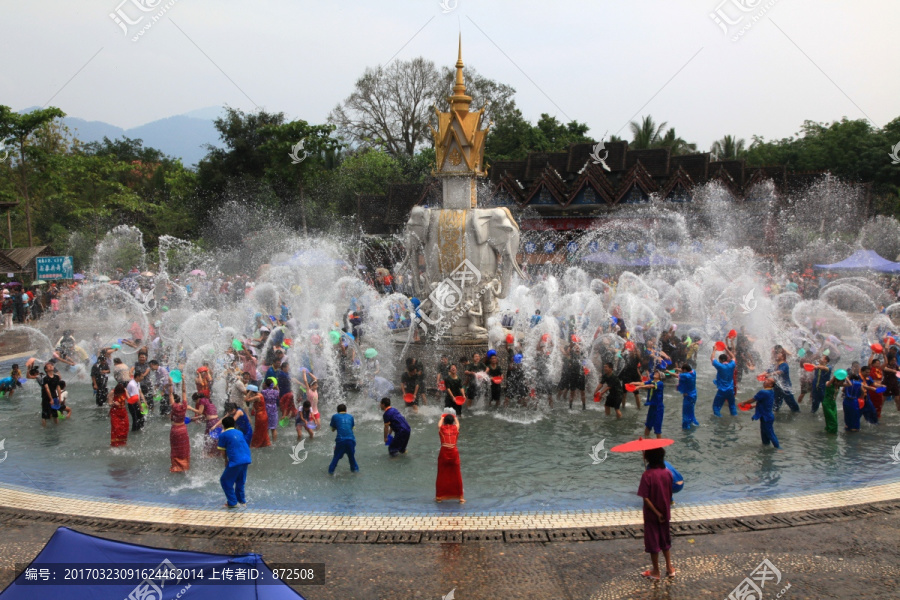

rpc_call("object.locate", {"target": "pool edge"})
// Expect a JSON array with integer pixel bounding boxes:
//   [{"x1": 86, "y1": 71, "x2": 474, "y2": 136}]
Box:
[{"x1": 1, "y1": 479, "x2": 899, "y2": 536}]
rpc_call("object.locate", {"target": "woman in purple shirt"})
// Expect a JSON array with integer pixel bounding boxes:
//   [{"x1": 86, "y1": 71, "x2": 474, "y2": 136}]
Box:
[{"x1": 638, "y1": 447, "x2": 676, "y2": 580}]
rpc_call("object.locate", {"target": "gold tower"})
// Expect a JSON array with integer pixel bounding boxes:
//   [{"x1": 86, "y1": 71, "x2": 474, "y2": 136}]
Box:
[{"x1": 431, "y1": 35, "x2": 489, "y2": 208}]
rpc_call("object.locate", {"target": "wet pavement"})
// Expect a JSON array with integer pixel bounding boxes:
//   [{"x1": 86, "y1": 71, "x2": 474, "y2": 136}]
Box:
[{"x1": 1, "y1": 509, "x2": 899, "y2": 599}]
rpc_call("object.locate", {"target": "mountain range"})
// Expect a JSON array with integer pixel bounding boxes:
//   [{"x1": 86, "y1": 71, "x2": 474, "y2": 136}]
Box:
[{"x1": 19, "y1": 106, "x2": 225, "y2": 168}]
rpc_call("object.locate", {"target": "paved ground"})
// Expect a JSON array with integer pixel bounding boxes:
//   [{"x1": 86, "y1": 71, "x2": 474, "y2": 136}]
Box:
[{"x1": 1, "y1": 511, "x2": 899, "y2": 599}]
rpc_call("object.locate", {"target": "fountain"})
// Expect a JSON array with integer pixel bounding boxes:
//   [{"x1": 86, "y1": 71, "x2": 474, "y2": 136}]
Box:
[
  {"x1": 0, "y1": 40, "x2": 898, "y2": 519},
  {"x1": 396, "y1": 38, "x2": 525, "y2": 361}
]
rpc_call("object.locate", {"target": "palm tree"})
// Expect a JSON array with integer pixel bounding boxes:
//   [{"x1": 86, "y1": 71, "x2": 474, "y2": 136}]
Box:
[
  {"x1": 710, "y1": 135, "x2": 746, "y2": 160},
  {"x1": 629, "y1": 115, "x2": 668, "y2": 149},
  {"x1": 658, "y1": 128, "x2": 697, "y2": 156}
]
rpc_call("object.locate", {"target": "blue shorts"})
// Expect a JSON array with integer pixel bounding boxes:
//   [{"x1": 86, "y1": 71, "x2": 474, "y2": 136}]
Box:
[{"x1": 645, "y1": 404, "x2": 664, "y2": 435}]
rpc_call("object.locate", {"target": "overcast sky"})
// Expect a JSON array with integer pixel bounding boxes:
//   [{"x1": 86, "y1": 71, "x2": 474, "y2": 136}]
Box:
[{"x1": 2, "y1": 0, "x2": 896, "y2": 151}]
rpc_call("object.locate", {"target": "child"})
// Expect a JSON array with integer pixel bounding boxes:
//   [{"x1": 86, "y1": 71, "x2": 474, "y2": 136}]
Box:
[
  {"x1": 677, "y1": 364, "x2": 698, "y2": 430},
  {"x1": 296, "y1": 400, "x2": 315, "y2": 440},
  {"x1": 638, "y1": 447, "x2": 676, "y2": 580},
  {"x1": 636, "y1": 370, "x2": 665, "y2": 439},
  {"x1": 0, "y1": 364, "x2": 22, "y2": 398},
  {"x1": 306, "y1": 378, "x2": 321, "y2": 427},
  {"x1": 57, "y1": 380, "x2": 72, "y2": 419},
  {"x1": 744, "y1": 378, "x2": 779, "y2": 449}
]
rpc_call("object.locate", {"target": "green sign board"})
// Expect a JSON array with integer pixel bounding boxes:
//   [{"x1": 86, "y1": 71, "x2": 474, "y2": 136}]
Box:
[{"x1": 36, "y1": 256, "x2": 74, "y2": 280}]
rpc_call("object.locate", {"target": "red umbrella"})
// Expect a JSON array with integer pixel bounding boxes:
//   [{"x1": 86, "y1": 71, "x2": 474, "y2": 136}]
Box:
[{"x1": 610, "y1": 438, "x2": 674, "y2": 453}]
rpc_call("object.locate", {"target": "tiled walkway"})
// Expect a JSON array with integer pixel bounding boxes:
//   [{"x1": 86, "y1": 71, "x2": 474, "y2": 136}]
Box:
[{"x1": 1, "y1": 479, "x2": 898, "y2": 531}]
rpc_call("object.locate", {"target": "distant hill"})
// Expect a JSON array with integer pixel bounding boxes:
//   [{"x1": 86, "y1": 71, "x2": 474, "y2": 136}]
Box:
[{"x1": 17, "y1": 106, "x2": 225, "y2": 168}]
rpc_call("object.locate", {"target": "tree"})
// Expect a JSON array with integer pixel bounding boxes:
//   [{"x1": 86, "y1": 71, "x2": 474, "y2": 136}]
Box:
[
  {"x1": 485, "y1": 112, "x2": 591, "y2": 162},
  {"x1": 0, "y1": 105, "x2": 66, "y2": 245},
  {"x1": 195, "y1": 107, "x2": 339, "y2": 226},
  {"x1": 657, "y1": 128, "x2": 697, "y2": 156},
  {"x1": 629, "y1": 115, "x2": 667, "y2": 150},
  {"x1": 711, "y1": 135, "x2": 746, "y2": 160},
  {"x1": 329, "y1": 57, "x2": 442, "y2": 156}
]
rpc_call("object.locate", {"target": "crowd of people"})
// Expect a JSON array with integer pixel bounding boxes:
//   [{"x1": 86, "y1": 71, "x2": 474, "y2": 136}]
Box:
[{"x1": 7, "y1": 261, "x2": 900, "y2": 581}]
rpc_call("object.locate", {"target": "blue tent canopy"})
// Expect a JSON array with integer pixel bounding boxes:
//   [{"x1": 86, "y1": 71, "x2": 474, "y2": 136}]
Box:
[
  {"x1": 582, "y1": 252, "x2": 681, "y2": 267},
  {"x1": 814, "y1": 249, "x2": 900, "y2": 273},
  {"x1": 0, "y1": 527, "x2": 305, "y2": 599}
]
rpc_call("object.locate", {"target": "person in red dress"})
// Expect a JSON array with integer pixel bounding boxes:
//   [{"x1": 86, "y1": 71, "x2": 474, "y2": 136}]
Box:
[
  {"x1": 246, "y1": 385, "x2": 271, "y2": 448},
  {"x1": 638, "y1": 447, "x2": 676, "y2": 580},
  {"x1": 108, "y1": 383, "x2": 129, "y2": 447},
  {"x1": 435, "y1": 411, "x2": 464, "y2": 503},
  {"x1": 169, "y1": 379, "x2": 202, "y2": 472}
]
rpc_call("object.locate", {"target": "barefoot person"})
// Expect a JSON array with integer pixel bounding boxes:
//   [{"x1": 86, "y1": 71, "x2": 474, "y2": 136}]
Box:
[
  {"x1": 217, "y1": 416, "x2": 252, "y2": 509},
  {"x1": 638, "y1": 447, "x2": 675, "y2": 580},
  {"x1": 435, "y1": 410, "x2": 464, "y2": 504},
  {"x1": 380, "y1": 397, "x2": 411, "y2": 457}
]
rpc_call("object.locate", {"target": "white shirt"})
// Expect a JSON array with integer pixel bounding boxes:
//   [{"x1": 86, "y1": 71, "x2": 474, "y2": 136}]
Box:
[{"x1": 126, "y1": 379, "x2": 140, "y2": 398}]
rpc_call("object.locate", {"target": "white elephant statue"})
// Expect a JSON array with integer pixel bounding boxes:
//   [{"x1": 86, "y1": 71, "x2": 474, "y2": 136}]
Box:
[{"x1": 398, "y1": 205, "x2": 526, "y2": 338}]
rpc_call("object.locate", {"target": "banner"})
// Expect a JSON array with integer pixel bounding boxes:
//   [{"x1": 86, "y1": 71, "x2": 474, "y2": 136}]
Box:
[{"x1": 35, "y1": 256, "x2": 74, "y2": 280}]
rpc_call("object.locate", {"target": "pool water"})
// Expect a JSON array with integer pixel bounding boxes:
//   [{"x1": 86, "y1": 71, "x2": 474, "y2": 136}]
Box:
[{"x1": 0, "y1": 357, "x2": 898, "y2": 515}]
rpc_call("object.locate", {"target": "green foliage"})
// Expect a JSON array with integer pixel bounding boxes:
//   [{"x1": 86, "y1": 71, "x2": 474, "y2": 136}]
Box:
[
  {"x1": 746, "y1": 117, "x2": 900, "y2": 217},
  {"x1": 485, "y1": 111, "x2": 592, "y2": 162}
]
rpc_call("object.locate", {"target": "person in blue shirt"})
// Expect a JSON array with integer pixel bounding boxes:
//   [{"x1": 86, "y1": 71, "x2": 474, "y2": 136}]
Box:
[
  {"x1": 217, "y1": 416, "x2": 252, "y2": 508},
  {"x1": 771, "y1": 348, "x2": 800, "y2": 412},
  {"x1": 711, "y1": 346, "x2": 737, "y2": 417},
  {"x1": 328, "y1": 404, "x2": 359, "y2": 474},
  {"x1": 380, "y1": 397, "x2": 411, "y2": 457},
  {"x1": 677, "y1": 364, "x2": 698, "y2": 430},
  {"x1": 841, "y1": 374, "x2": 863, "y2": 432},
  {"x1": 636, "y1": 370, "x2": 665, "y2": 438},
  {"x1": 809, "y1": 355, "x2": 832, "y2": 413},
  {"x1": 745, "y1": 378, "x2": 780, "y2": 449}
]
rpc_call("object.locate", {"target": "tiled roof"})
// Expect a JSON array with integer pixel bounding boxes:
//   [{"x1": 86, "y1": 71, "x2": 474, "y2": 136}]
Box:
[
  {"x1": 524, "y1": 152, "x2": 569, "y2": 180},
  {"x1": 670, "y1": 153, "x2": 709, "y2": 184},
  {"x1": 523, "y1": 165, "x2": 568, "y2": 206},
  {"x1": 625, "y1": 149, "x2": 670, "y2": 178},
  {"x1": 489, "y1": 160, "x2": 527, "y2": 183},
  {"x1": 1, "y1": 246, "x2": 54, "y2": 271},
  {"x1": 615, "y1": 161, "x2": 658, "y2": 204},
  {"x1": 709, "y1": 159, "x2": 744, "y2": 187}
]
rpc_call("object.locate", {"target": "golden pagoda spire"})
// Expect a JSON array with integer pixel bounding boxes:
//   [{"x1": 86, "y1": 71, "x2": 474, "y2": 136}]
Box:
[
  {"x1": 448, "y1": 33, "x2": 472, "y2": 111},
  {"x1": 431, "y1": 35, "x2": 488, "y2": 185}
]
